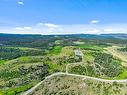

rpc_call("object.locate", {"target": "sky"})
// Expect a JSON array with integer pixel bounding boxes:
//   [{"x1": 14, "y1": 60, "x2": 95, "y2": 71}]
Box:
[{"x1": 0, "y1": 0, "x2": 127, "y2": 35}]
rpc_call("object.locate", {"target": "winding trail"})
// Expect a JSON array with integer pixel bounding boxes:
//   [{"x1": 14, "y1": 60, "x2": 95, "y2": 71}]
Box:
[
  {"x1": 22, "y1": 48, "x2": 127, "y2": 95},
  {"x1": 22, "y1": 72, "x2": 127, "y2": 95},
  {"x1": 66, "y1": 49, "x2": 84, "y2": 73}
]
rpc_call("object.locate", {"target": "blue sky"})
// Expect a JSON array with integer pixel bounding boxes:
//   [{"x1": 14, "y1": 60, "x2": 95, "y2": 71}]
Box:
[{"x1": 0, "y1": 0, "x2": 127, "y2": 34}]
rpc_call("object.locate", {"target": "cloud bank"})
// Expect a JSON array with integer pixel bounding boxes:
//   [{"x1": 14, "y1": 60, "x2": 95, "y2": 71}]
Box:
[{"x1": 0, "y1": 23, "x2": 127, "y2": 35}]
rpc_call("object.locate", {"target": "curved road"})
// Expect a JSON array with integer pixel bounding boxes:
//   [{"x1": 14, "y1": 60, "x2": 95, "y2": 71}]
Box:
[
  {"x1": 22, "y1": 49, "x2": 127, "y2": 95},
  {"x1": 66, "y1": 49, "x2": 84, "y2": 73},
  {"x1": 22, "y1": 72, "x2": 127, "y2": 95}
]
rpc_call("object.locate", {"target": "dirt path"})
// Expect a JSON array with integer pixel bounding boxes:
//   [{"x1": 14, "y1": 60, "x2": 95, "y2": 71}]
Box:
[
  {"x1": 22, "y1": 48, "x2": 127, "y2": 95},
  {"x1": 66, "y1": 49, "x2": 84, "y2": 73},
  {"x1": 22, "y1": 72, "x2": 127, "y2": 95}
]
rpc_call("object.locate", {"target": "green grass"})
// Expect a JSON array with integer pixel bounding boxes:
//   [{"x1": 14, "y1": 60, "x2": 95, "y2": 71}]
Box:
[
  {"x1": 115, "y1": 70, "x2": 127, "y2": 79},
  {"x1": 46, "y1": 61, "x2": 66, "y2": 73},
  {"x1": 84, "y1": 53, "x2": 94, "y2": 62},
  {"x1": 2, "y1": 56, "x2": 44, "y2": 65},
  {"x1": 55, "y1": 40, "x2": 63, "y2": 44},
  {"x1": 0, "y1": 60, "x2": 6, "y2": 65},
  {"x1": 1, "y1": 84, "x2": 32, "y2": 95},
  {"x1": 5, "y1": 46, "x2": 40, "y2": 51},
  {"x1": 16, "y1": 56, "x2": 43, "y2": 64},
  {"x1": 50, "y1": 46, "x2": 63, "y2": 55}
]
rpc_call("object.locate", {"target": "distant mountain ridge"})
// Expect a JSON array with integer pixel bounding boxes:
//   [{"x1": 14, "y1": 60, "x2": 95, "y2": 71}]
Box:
[
  {"x1": 0, "y1": 33, "x2": 127, "y2": 39},
  {"x1": 101, "y1": 34, "x2": 127, "y2": 39}
]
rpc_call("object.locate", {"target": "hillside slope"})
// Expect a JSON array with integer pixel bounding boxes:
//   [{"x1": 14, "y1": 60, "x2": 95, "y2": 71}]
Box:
[{"x1": 24, "y1": 73, "x2": 127, "y2": 95}]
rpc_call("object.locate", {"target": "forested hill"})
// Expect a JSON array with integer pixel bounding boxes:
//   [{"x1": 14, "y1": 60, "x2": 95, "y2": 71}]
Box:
[
  {"x1": 69, "y1": 34, "x2": 127, "y2": 39},
  {"x1": 101, "y1": 34, "x2": 127, "y2": 39},
  {"x1": 0, "y1": 34, "x2": 55, "y2": 48},
  {"x1": 0, "y1": 33, "x2": 127, "y2": 48},
  {"x1": 1, "y1": 33, "x2": 127, "y2": 39}
]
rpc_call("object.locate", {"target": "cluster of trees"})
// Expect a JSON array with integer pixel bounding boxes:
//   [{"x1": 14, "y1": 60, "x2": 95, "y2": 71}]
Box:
[
  {"x1": 118, "y1": 47, "x2": 127, "y2": 52},
  {"x1": 50, "y1": 55, "x2": 80, "y2": 65},
  {"x1": 94, "y1": 53, "x2": 123, "y2": 77},
  {"x1": 1, "y1": 34, "x2": 127, "y2": 49},
  {"x1": 0, "y1": 46, "x2": 44, "y2": 60},
  {"x1": 0, "y1": 34, "x2": 55, "y2": 48},
  {"x1": 69, "y1": 52, "x2": 123, "y2": 78},
  {"x1": 0, "y1": 63, "x2": 49, "y2": 90},
  {"x1": 18, "y1": 64, "x2": 49, "y2": 80}
]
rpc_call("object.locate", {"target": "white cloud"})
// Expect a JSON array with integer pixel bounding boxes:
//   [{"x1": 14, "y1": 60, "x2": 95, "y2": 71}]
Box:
[
  {"x1": 104, "y1": 28, "x2": 114, "y2": 32},
  {"x1": 1, "y1": 23, "x2": 127, "y2": 35},
  {"x1": 15, "y1": 27, "x2": 23, "y2": 30},
  {"x1": 15, "y1": 27, "x2": 32, "y2": 30},
  {"x1": 36, "y1": 23, "x2": 43, "y2": 26},
  {"x1": 3, "y1": 0, "x2": 24, "y2": 5},
  {"x1": 37, "y1": 23, "x2": 59, "y2": 27},
  {"x1": 90, "y1": 20, "x2": 100, "y2": 24},
  {"x1": 43, "y1": 23, "x2": 59, "y2": 28},
  {"x1": 36, "y1": 23, "x2": 60, "y2": 33},
  {"x1": 87, "y1": 29, "x2": 101, "y2": 34},
  {"x1": 23, "y1": 27, "x2": 32, "y2": 30},
  {"x1": 18, "y1": 1, "x2": 24, "y2": 5}
]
